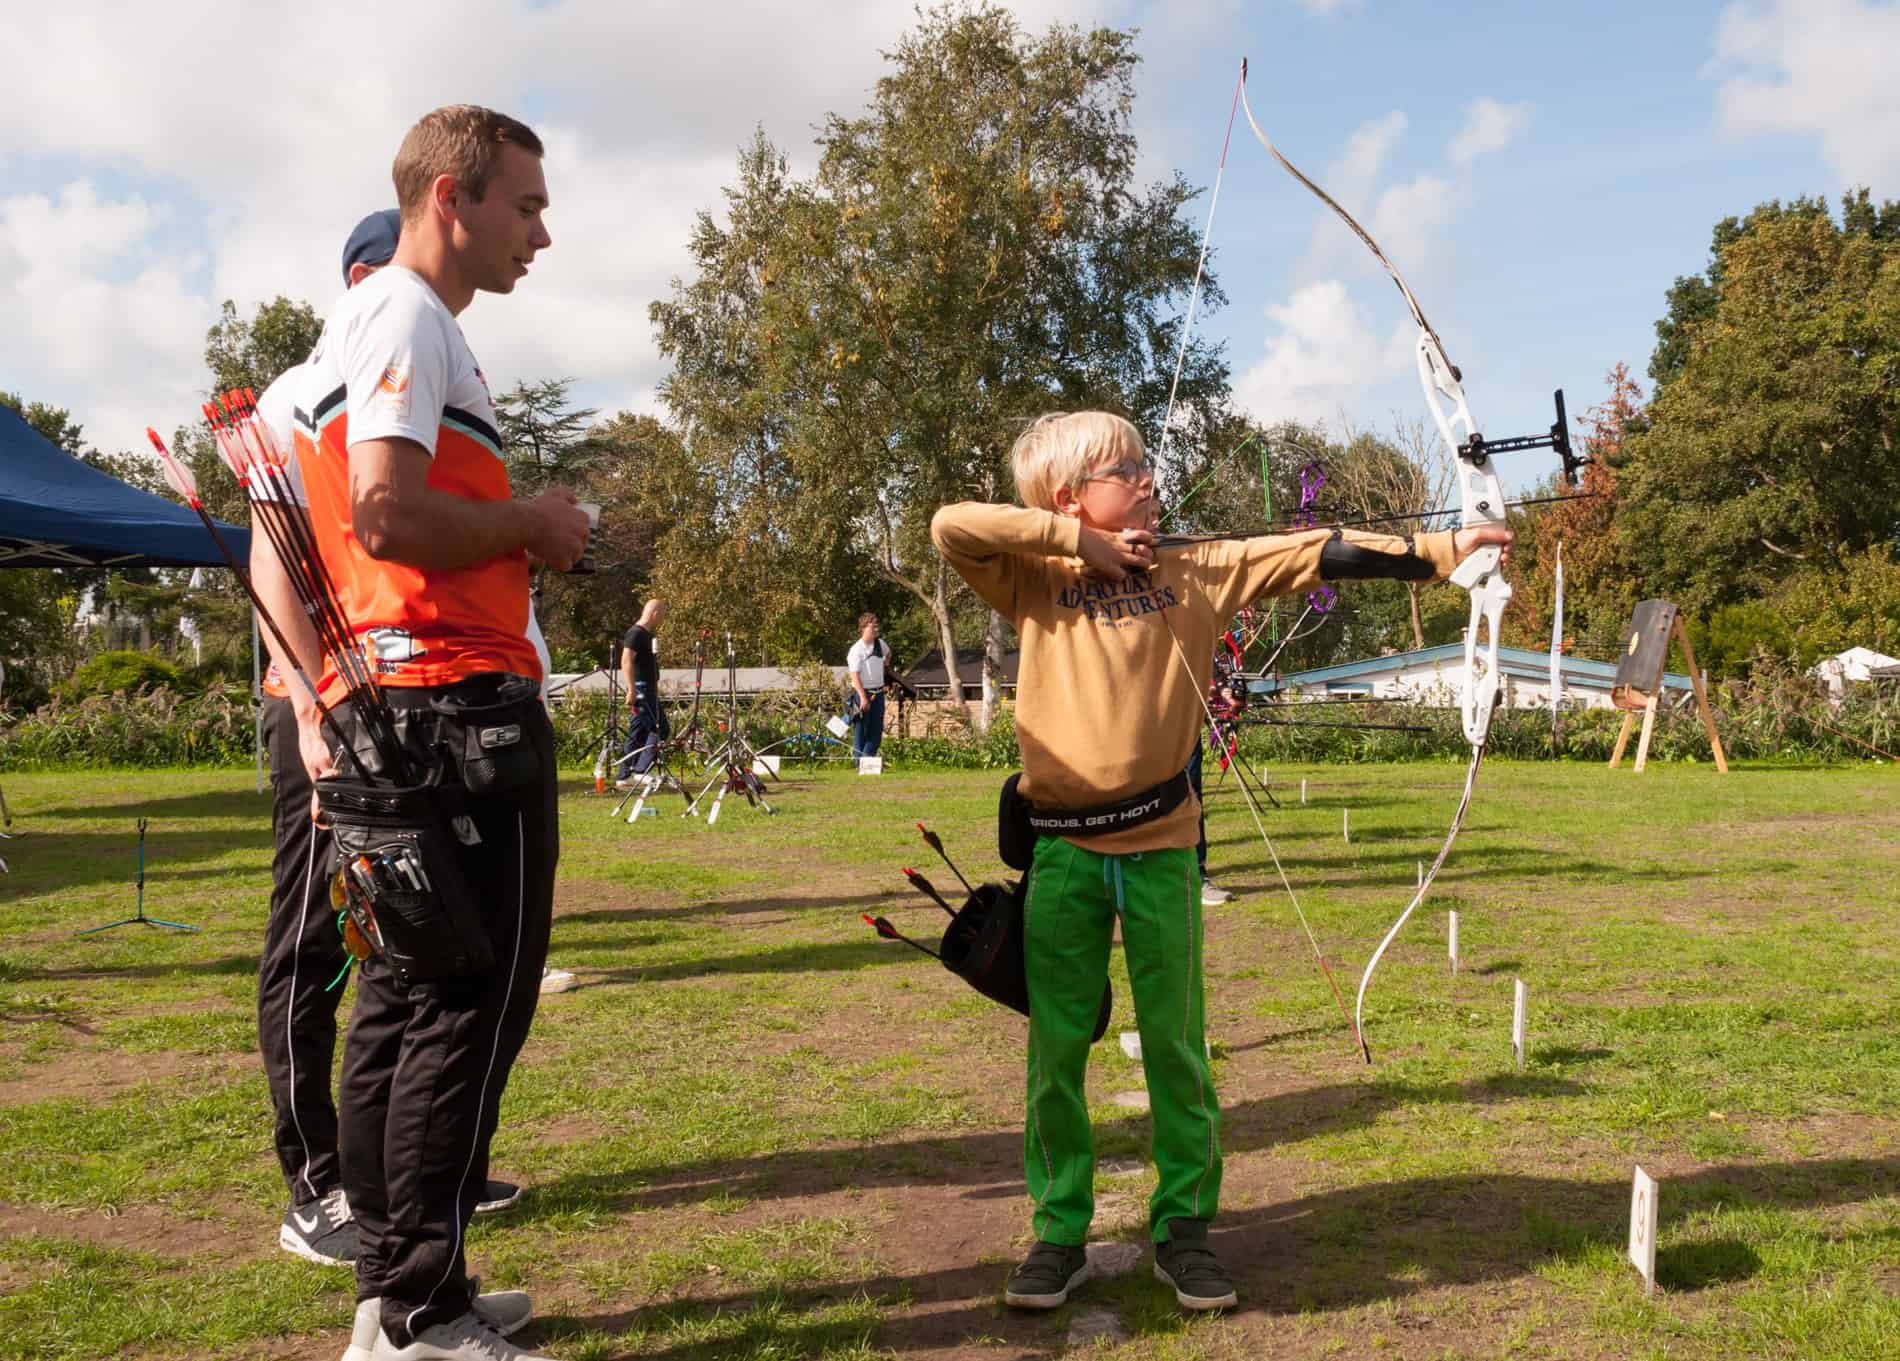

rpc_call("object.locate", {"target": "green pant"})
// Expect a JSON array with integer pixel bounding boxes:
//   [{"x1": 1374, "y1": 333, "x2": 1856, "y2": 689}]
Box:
[{"x1": 1022, "y1": 834, "x2": 1221, "y2": 1244}]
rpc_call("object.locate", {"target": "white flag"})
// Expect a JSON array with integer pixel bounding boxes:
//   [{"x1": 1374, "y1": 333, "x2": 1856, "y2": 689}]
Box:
[{"x1": 1550, "y1": 540, "x2": 1565, "y2": 715}]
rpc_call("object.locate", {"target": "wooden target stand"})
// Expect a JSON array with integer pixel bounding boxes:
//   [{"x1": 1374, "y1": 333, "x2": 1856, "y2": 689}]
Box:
[{"x1": 1608, "y1": 599, "x2": 1728, "y2": 773}]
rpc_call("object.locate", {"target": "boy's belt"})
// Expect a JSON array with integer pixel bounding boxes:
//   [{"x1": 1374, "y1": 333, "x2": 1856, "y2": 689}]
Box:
[{"x1": 1021, "y1": 769, "x2": 1192, "y2": 835}]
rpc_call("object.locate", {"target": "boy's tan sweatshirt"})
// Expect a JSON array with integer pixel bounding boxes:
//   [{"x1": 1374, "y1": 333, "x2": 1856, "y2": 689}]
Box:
[{"x1": 930, "y1": 503, "x2": 1458, "y2": 855}]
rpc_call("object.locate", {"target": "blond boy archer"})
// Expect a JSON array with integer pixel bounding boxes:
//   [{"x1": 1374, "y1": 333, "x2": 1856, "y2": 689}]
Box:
[{"x1": 930, "y1": 411, "x2": 1510, "y2": 1312}]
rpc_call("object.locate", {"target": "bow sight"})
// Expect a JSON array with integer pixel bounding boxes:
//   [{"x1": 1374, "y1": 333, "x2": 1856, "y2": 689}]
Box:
[{"x1": 1456, "y1": 389, "x2": 1588, "y2": 492}]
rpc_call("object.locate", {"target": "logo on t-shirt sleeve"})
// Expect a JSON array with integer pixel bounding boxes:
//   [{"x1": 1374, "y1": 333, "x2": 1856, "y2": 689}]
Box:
[{"x1": 374, "y1": 364, "x2": 412, "y2": 419}]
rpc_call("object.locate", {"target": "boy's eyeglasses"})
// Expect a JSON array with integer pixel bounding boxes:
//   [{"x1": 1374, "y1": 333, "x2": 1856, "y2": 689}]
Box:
[{"x1": 1079, "y1": 457, "x2": 1152, "y2": 488}]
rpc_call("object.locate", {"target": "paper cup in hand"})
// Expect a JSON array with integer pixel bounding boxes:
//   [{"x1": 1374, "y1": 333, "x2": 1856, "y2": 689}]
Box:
[{"x1": 569, "y1": 501, "x2": 600, "y2": 575}]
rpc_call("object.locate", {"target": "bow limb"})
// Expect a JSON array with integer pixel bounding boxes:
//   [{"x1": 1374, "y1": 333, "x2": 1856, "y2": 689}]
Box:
[
  {"x1": 1352, "y1": 745, "x2": 1483, "y2": 1062},
  {"x1": 1241, "y1": 59, "x2": 1518, "y2": 1060}
]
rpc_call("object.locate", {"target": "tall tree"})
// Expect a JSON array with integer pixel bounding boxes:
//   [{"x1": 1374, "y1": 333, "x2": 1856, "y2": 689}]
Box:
[
  {"x1": 1503, "y1": 364, "x2": 1643, "y2": 664},
  {"x1": 652, "y1": 3, "x2": 1227, "y2": 720},
  {"x1": 1622, "y1": 195, "x2": 1900, "y2": 618},
  {"x1": 180, "y1": 297, "x2": 324, "y2": 525},
  {"x1": 494, "y1": 378, "x2": 601, "y2": 496}
]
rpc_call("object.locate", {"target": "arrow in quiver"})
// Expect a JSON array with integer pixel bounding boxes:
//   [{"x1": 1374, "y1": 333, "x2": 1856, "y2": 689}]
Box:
[{"x1": 868, "y1": 859, "x2": 1113, "y2": 1046}]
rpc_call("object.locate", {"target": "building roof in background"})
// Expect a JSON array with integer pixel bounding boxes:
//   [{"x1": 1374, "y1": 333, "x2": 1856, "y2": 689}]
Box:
[
  {"x1": 1251, "y1": 643, "x2": 1693, "y2": 694},
  {"x1": 904, "y1": 648, "x2": 1021, "y2": 689}
]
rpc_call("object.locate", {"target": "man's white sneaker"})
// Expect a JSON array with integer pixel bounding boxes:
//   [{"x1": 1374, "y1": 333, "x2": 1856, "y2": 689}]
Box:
[
  {"x1": 340, "y1": 1297, "x2": 381, "y2": 1361},
  {"x1": 1200, "y1": 879, "x2": 1234, "y2": 907},
  {"x1": 368, "y1": 1310, "x2": 552, "y2": 1360},
  {"x1": 469, "y1": 1277, "x2": 533, "y2": 1336}
]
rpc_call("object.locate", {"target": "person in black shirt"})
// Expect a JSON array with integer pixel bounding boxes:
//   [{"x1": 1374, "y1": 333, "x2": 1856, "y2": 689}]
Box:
[{"x1": 616, "y1": 599, "x2": 669, "y2": 787}]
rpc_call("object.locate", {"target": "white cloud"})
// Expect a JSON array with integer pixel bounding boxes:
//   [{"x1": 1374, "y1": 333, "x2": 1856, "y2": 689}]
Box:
[
  {"x1": 1246, "y1": 89, "x2": 1533, "y2": 429},
  {"x1": 1448, "y1": 97, "x2": 1531, "y2": 166},
  {"x1": 1291, "y1": 111, "x2": 1408, "y2": 280},
  {"x1": 0, "y1": 0, "x2": 1127, "y2": 454},
  {"x1": 0, "y1": 182, "x2": 212, "y2": 454},
  {"x1": 1232, "y1": 279, "x2": 1411, "y2": 428},
  {"x1": 1711, "y1": 0, "x2": 1900, "y2": 187}
]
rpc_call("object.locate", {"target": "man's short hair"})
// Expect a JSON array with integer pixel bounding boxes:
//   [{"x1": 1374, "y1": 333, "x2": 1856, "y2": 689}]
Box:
[
  {"x1": 393, "y1": 105, "x2": 545, "y2": 224},
  {"x1": 1010, "y1": 411, "x2": 1146, "y2": 512},
  {"x1": 858, "y1": 611, "x2": 879, "y2": 628}
]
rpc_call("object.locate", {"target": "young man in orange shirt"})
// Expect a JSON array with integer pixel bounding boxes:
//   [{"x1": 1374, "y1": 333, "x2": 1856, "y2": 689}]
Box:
[{"x1": 292, "y1": 106, "x2": 587, "y2": 1361}]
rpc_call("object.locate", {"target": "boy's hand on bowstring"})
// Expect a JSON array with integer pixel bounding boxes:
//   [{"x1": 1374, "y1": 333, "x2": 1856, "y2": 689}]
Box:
[
  {"x1": 1451, "y1": 523, "x2": 1514, "y2": 569},
  {"x1": 1078, "y1": 525, "x2": 1156, "y2": 580}
]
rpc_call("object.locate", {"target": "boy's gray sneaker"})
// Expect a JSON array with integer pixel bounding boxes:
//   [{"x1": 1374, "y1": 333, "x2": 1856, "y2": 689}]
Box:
[
  {"x1": 281, "y1": 1186, "x2": 356, "y2": 1265},
  {"x1": 1153, "y1": 1218, "x2": 1237, "y2": 1310},
  {"x1": 368, "y1": 1310, "x2": 553, "y2": 1360},
  {"x1": 1200, "y1": 878, "x2": 1233, "y2": 906},
  {"x1": 1004, "y1": 1241, "x2": 1090, "y2": 1309}
]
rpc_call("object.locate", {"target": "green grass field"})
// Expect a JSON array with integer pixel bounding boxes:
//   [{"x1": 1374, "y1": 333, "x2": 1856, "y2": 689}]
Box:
[{"x1": 0, "y1": 757, "x2": 1895, "y2": 1360}]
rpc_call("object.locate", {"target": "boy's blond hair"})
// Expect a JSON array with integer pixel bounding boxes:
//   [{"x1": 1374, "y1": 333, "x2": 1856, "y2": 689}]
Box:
[{"x1": 1009, "y1": 411, "x2": 1146, "y2": 511}]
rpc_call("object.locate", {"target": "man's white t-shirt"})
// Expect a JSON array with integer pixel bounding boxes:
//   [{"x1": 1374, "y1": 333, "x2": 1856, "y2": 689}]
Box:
[
  {"x1": 847, "y1": 637, "x2": 888, "y2": 691},
  {"x1": 299, "y1": 265, "x2": 539, "y2": 687}
]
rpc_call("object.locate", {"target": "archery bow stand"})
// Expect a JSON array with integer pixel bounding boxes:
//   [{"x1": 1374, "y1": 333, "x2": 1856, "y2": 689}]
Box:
[
  {"x1": 76, "y1": 818, "x2": 198, "y2": 936},
  {"x1": 683, "y1": 632, "x2": 777, "y2": 825},
  {"x1": 1607, "y1": 599, "x2": 1728, "y2": 774}
]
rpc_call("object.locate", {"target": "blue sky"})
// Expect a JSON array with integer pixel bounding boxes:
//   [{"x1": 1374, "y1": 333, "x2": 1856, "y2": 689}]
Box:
[{"x1": 1, "y1": 0, "x2": 1891, "y2": 499}]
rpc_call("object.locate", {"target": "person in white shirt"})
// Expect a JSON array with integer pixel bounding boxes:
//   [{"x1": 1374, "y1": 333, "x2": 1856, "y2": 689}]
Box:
[{"x1": 845, "y1": 612, "x2": 894, "y2": 761}]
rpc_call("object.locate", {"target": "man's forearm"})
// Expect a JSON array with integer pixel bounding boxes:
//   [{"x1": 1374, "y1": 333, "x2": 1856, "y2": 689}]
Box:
[
  {"x1": 355, "y1": 481, "x2": 535, "y2": 569},
  {"x1": 250, "y1": 528, "x2": 326, "y2": 716},
  {"x1": 350, "y1": 437, "x2": 535, "y2": 570}
]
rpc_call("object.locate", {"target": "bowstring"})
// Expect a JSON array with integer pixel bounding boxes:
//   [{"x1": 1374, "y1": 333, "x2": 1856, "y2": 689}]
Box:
[{"x1": 1153, "y1": 58, "x2": 1361, "y2": 1056}]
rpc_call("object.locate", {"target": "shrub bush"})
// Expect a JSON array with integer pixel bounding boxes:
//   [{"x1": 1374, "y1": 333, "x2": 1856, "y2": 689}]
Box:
[
  {"x1": 0, "y1": 683, "x2": 255, "y2": 769},
  {"x1": 63, "y1": 649, "x2": 183, "y2": 700},
  {"x1": 4, "y1": 666, "x2": 1895, "y2": 770}
]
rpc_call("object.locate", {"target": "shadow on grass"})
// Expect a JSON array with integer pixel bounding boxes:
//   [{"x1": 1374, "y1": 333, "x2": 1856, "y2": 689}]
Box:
[
  {"x1": 529, "y1": 1075, "x2": 1590, "y2": 1219},
  {"x1": 21, "y1": 788, "x2": 270, "y2": 823},
  {"x1": 1657, "y1": 1237, "x2": 1762, "y2": 1290},
  {"x1": 539, "y1": 1153, "x2": 1900, "y2": 1358},
  {"x1": 547, "y1": 935, "x2": 929, "y2": 985},
  {"x1": 554, "y1": 888, "x2": 908, "y2": 926},
  {"x1": 15, "y1": 952, "x2": 260, "y2": 983},
  {"x1": 0, "y1": 825, "x2": 274, "y2": 898}
]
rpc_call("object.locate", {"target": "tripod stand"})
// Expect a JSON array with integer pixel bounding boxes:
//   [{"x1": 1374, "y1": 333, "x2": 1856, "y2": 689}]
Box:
[
  {"x1": 77, "y1": 819, "x2": 198, "y2": 935},
  {"x1": 612, "y1": 632, "x2": 713, "y2": 822},
  {"x1": 684, "y1": 632, "x2": 776, "y2": 824},
  {"x1": 1205, "y1": 713, "x2": 1281, "y2": 810},
  {"x1": 588, "y1": 644, "x2": 626, "y2": 794}
]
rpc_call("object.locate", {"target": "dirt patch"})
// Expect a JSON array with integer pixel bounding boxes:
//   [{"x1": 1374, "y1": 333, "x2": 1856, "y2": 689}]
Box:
[
  {"x1": 0, "y1": 1199, "x2": 263, "y2": 1264},
  {"x1": 0, "y1": 1046, "x2": 254, "y2": 1107}
]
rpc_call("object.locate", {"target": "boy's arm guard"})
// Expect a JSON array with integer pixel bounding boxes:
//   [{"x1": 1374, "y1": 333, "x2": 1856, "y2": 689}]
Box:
[{"x1": 1319, "y1": 529, "x2": 1437, "y2": 582}]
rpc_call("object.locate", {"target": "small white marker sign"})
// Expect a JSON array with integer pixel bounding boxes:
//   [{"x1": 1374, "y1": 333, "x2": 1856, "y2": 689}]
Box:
[
  {"x1": 1448, "y1": 910, "x2": 1459, "y2": 976},
  {"x1": 1417, "y1": 859, "x2": 1424, "y2": 888},
  {"x1": 750, "y1": 755, "x2": 781, "y2": 777},
  {"x1": 857, "y1": 756, "x2": 883, "y2": 776},
  {"x1": 1343, "y1": 808, "x2": 1351, "y2": 842},
  {"x1": 1628, "y1": 1165, "x2": 1658, "y2": 1295},
  {"x1": 1512, "y1": 977, "x2": 1527, "y2": 1070},
  {"x1": 825, "y1": 715, "x2": 851, "y2": 739},
  {"x1": 1300, "y1": 778, "x2": 1307, "y2": 805}
]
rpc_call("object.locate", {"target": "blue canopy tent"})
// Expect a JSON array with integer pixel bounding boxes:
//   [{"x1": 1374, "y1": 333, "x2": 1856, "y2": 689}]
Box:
[
  {"x1": 0, "y1": 403, "x2": 249, "y2": 567},
  {"x1": 0, "y1": 402, "x2": 265, "y2": 804}
]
